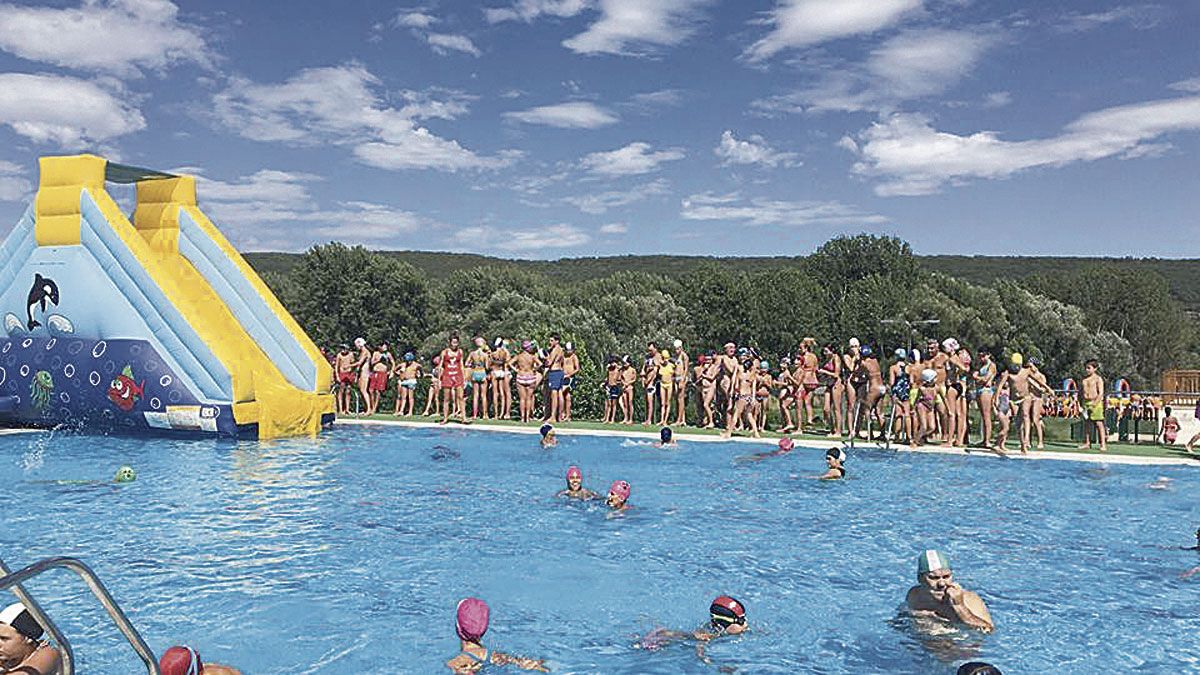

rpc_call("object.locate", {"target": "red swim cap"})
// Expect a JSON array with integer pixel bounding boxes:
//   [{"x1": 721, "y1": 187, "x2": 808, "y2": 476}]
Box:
[
  {"x1": 159, "y1": 646, "x2": 203, "y2": 675},
  {"x1": 609, "y1": 480, "x2": 630, "y2": 500},
  {"x1": 778, "y1": 437, "x2": 794, "y2": 451},
  {"x1": 456, "y1": 597, "x2": 490, "y2": 642},
  {"x1": 566, "y1": 465, "x2": 582, "y2": 480},
  {"x1": 709, "y1": 595, "x2": 746, "y2": 623}
]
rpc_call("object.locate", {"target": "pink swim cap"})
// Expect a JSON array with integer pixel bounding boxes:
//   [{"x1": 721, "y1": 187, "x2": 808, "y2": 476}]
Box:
[
  {"x1": 609, "y1": 480, "x2": 630, "y2": 500},
  {"x1": 566, "y1": 465, "x2": 582, "y2": 480},
  {"x1": 456, "y1": 597, "x2": 489, "y2": 642},
  {"x1": 778, "y1": 437, "x2": 794, "y2": 451},
  {"x1": 159, "y1": 646, "x2": 202, "y2": 675}
]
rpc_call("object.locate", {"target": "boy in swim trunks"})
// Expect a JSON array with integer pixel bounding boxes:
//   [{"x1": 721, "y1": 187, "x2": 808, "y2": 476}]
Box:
[
  {"x1": 604, "y1": 356, "x2": 623, "y2": 424},
  {"x1": 333, "y1": 345, "x2": 356, "y2": 416},
  {"x1": 366, "y1": 343, "x2": 394, "y2": 416},
  {"x1": 562, "y1": 342, "x2": 580, "y2": 423},
  {"x1": 620, "y1": 356, "x2": 638, "y2": 425},
  {"x1": 543, "y1": 334, "x2": 566, "y2": 424},
  {"x1": 1080, "y1": 359, "x2": 1107, "y2": 452},
  {"x1": 641, "y1": 353, "x2": 659, "y2": 426},
  {"x1": 393, "y1": 352, "x2": 422, "y2": 416}
]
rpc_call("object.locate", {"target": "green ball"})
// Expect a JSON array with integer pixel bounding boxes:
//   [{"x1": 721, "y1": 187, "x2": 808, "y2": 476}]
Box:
[{"x1": 114, "y1": 466, "x2": 136, "y2": 483}]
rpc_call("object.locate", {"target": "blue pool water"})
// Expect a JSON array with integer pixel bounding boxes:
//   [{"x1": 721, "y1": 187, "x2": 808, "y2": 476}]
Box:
[{"x1": 1, "y1": 424, "x2": 1198, "y2": 673}]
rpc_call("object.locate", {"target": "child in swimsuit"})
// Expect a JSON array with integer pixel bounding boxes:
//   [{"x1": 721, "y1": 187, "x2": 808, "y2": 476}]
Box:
[{"x1": 447, "y1": 598, "x2": 547, "y2": 674}]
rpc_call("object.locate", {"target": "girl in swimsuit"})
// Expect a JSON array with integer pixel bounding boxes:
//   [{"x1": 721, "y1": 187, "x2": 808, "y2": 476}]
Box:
[
  {"x1": 819, "y1": 344, "x2": 844, "y2": 438},
  {"x1": 467, "y1": 338, "x2": 490, "y2": 420},
  {"x1": 642, "y1": 357, "x2": 659, "y2": 426},
  {"x1": 722, "y1": 361, "x2": 761, "y2": 439},
  {"x1": 672, "y1": 345, "x2": 689, "y2": 427},
  {"x1": 489, "y1": 339, "x2": 511, "y2": 420},
  {"x1": 799, "y1": 339, "x2": 820, "y2": 428},
  {"x1": 512, "y1": 343, "x2": 541, "y2": 423},
  {"x1": 422, "y1": 355, "x2": 442, "y2": 417},
  {"x1": 447, "y1": 598, "x2": 547, "y2": 674},
  {"x1": 439, "y1": 337, "x2": 467, "y2": 424},
  {"x1": 973, "y1": 352, "x2": 996, "y2": 447},
  {"x1": 777, "y1": 357, "x2": 798, "y2": 433}
]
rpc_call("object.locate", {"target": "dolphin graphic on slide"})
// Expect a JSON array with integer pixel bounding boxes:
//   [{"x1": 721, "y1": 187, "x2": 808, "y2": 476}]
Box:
[{"x1": 26, "y1": 273, "x2": 59, "y2": 330}]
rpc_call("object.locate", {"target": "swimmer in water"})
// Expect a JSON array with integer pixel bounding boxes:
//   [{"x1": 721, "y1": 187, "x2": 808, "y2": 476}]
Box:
[
  {"x1": 556, "y1": 466, "x2": 598, "y2": 500},
  {"x1": 160, "y1": 645, "x2": 241, "y2": 675},
  {"x1": 638, "y1": 596, "x2": 748, "y2": 665},
  {"x1": 446, "y1": 598, "x2": 548, "y2": 673},
  {"x1": 738, "y1": 436, "x2": 794, "y2": 463},
  {"x1": 0, "y1": 603, "x2": 60, "y2": 675},
  {"x1": 539, "y1": 424, "x2": 557, "y2": 448},
  {"x1": 958, "y1": 663, "x2": 1002, "y2": 675},
  {"x1": 114, "y1": 465, "x2": 136, "y2": 483},
  {"x1": 606, "y1": 480, "x2": 631, "y2": 512},
  {"x1": 906, "y1": 550, "x2": 994, "y2": 633},
  {"x1": 1184, "y1": 528, "x2": 1200, "y2": 551},
  {"x1": 818, "y1": 447, "x2": 846, "y2": 480},
  {"x1": 655, "y1": 427, "x2": 677, "y2": 448}
]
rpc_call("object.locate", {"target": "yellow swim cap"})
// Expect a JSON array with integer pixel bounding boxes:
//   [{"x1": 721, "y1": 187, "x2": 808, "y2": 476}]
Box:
[
  {"x1": 661, "y1": 350, "x2": 670, "y2": 359},
  {"x1": 1010, "y1": 352, "x2": 1024, "y2": 365}
]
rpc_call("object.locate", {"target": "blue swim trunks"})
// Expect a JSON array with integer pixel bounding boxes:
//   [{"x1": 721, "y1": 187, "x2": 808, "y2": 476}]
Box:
[{"x1": 547, "y1": 369, "x2": 565, "y2": 391}]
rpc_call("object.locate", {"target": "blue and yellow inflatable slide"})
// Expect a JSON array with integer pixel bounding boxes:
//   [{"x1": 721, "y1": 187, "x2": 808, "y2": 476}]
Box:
[{"x1": 0, "y1": 155, "x2": 333, "y2": 439}]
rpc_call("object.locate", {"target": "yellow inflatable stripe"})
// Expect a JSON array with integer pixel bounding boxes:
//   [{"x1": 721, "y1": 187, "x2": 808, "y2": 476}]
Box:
[
  {"x1": 182, "y1": 205, "x2": 333, "y2": 394},
  {"x1": 34, "y1": 155, "x2": 105, "y2": 246}
]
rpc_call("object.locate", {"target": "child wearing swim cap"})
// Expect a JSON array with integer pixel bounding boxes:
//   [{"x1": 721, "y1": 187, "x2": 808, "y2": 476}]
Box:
[
  {"x1": 637, "y1": 596, "x2": 748, "y2": 657},
  {"x1": 606, "y1": 480, "x2": 631, "y2": 511},
  {"x1": 0, "y1": 603, "x2": 60, "y2": 674},
  {"x1": 557, "y1": 465, "x2": 598, "y2": 500},
  {"x1": 655, "y1": 426, "x2": 676, "y2": 447},
  {"x1": 447, "y1": 598, "x2": 548, "y2": 673},
  {"x1": 819, "y1": 447, "x2": 847, "y2": 480},
  {"x1": 160, "y1": 645, "x2": 241, "y2": 675},
  {"x1": 539, "y1": 424, "x2": 557, "y2": 448}
]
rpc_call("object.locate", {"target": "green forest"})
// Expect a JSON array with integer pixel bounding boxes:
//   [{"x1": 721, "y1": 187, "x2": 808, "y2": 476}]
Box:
[{"x1": 253, "y1": 236, "x2": 1199, "y2": 417}]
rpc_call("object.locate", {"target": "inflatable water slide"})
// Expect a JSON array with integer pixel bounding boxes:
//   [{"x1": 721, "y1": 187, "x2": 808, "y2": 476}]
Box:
[{"x1": 0, "y1": 155, "x2": 334, "y2": 439}]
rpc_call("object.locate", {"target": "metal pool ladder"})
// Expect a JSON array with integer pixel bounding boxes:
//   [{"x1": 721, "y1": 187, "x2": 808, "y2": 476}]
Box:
[{"x1": 0, "y1": 556, "x2": 160, "y2": 674}]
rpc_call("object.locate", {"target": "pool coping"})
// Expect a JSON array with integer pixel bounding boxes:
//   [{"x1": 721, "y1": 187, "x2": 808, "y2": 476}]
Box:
[{"x1": 337, "y1": 418, "x2": 1200, "y2": 468}]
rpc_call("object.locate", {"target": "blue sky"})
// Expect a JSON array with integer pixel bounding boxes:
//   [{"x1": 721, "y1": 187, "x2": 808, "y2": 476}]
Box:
[{"x1": 0, "y1": 0, "x2": 1197, "y2": 258}]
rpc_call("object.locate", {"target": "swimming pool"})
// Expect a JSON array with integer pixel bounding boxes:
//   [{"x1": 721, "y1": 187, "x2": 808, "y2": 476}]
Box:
[{"x1": 1, "y1": 424, "x2": 1198, "y2": 673}]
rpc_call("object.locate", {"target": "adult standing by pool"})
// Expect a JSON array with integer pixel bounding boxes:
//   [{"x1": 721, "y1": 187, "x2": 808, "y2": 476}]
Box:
[
  {"x1": 0, "y1": 603, "x2": 59, "y2": 675},
  {"x1": 1080, "y1": 359, "x2": 1107, "y2": 452},
  {"x1": 439, "y1": 334, "x2": 468, "y2": 425},
  {"x1": 906, "y1": 550, "x2": 994, "y2": 633}
]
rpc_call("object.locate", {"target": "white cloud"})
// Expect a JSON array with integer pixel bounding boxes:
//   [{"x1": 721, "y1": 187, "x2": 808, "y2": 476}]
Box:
[
  {"x1": 396, "y1": 11, "x2": 437, "y2": 28},
  {"x1": 0, "y1": 159, "x2": 30, "y2": 202},
  {"x1": 485, "y1": 0, "x2": 591, "y2": 23},
  {"x1": 982, "y1": 91, "x2": 1012, "y2": 108},
  {"x1": 1058, "y1": 5, "x2": 1167, "y2": 33},
  {"x1": 715, "y1": 130, "x2": 799, "y2": 168},
  {"x1": 1169, "y1": 77, "x2": 1200, "y2": 93},
  {"x1": 0, "y1": 0, "x2": 210, "y2": 75},
  {"x1": 628, "y1": 89, "x2": 684, "y2": 108},
  {"x1": 503, "y1": 101, "x2": 618, "y2": 128},
  {"x1": 212, "y1": 64, "x2": 511, "y2": 172},
  {"x1": 424, "y1": 32, "x2": 482, "y2": 56},
  {"x1": 745, "y1": 0, "x2": 922, "y2": 62},
  {"x1": 453, "y1": 223, "x2": 590, "y2": 252},
  {"x1": 0, "y1": 73, "x2": 145, "y2": 146},
  {"x1": 599, "y1": 222, "x2": 627, "y2": 234},
  {"x1": 845, "y1": 95, "x2": 1200, "y2": 196},
  {"x1": 563, "y1": 178, "x2": 669, "y2": 213},
  {"x1": 193, "y1": 168, "x2": 431, "y2": 249},
  {"x1": 562, "y1": 0, "x2": 710, "y2": 56},
  {"x1": 580, "y1": 142, "x2": 685, "y2": 175},
  {"x1": 752, "y1": 28, "x2": 995, "y2": 114},
  {"x1": 681, "y1": 192, "x2": 887, "y2": 227}
]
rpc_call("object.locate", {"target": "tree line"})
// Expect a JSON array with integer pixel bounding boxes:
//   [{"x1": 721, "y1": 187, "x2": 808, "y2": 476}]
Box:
[{"x1": 257, "y1": 235, "x2": 1199, "y2": 418}]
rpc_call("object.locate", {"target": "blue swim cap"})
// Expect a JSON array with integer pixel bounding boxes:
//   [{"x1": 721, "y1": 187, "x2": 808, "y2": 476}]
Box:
[
  {"x1": 404, "y1": 352, "x2": 414, "y2": 362},
  {"x1": 540, "y1": 424, "x2": 553, "y2": 437},
  {"x1": 760, "y1": 360, "x2": 769, "y2": 370},
  {"x1": 860, "y1": 345, "x2": 873, "y2": 357},
  {"x1": 894, "y1": 348, "x2": 907, "y2": 360},
  {"x1": 660, "y1": 427, "x2": 672, "y2": 443}
]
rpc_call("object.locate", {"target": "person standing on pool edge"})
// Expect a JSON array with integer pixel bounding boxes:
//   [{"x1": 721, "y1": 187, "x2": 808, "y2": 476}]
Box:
[
  {"x1": 562, "y1": 342, "x2": 580, "y2": 423},
  {"x1": 446, "y1": 598, "x2": 548, "y2": 673},
  {"x1": 557, "y1": 465, "x2": 598, "y2": 500},
  {"x1": 544, "y1": 334, "x2": 566, "y2": 424},
  {"x1": 1080, "y1": 359, "x2": 1107, "y2": 452},
  {"x1": 439, "y1": 335, "x2": 469, "y2": 425},
  {"x1": 906, "y1": 550, "x2": 994, "y2": 632}
]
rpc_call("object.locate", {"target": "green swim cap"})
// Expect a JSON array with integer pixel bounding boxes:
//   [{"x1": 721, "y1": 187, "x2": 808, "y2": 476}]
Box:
[
  {"x1": 917, "y1": 550, "x2": 950, "y2": 575},
  {"x1": 114, "y1": 466, "x2": 136, "y2": 483}
]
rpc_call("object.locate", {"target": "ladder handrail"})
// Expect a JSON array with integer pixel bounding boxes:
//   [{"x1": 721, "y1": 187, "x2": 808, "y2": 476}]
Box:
[
  {"x1": 0, "y1": 557, "x2": 159, "y2": 674},
  {"x1": 0, "y1": 559, "x2": 74, "y2": 674}
]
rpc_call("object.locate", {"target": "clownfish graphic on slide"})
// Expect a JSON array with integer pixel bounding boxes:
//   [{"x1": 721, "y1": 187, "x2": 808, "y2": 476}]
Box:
[{"x1": 26, "y1": 273, "x2": 59, "y2": 331}]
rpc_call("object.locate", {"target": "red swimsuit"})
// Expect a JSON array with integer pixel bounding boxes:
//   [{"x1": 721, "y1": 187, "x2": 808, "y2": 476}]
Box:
[{"x1": 441, "y1": 348, "x2": 465, "y2": 388}]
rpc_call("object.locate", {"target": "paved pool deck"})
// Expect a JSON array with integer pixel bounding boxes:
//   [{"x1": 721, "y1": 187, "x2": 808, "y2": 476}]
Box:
[{"x1": 339, "y1": 415, "x2": 1200, "y2": 467}]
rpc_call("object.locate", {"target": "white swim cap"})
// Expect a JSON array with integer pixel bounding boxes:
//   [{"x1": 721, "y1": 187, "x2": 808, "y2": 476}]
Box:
[
  {"x1": 673, "y1": 339, "x2": 683, "y2": 349},
  {"x1": 353, "y1": 337, "x2": 366, "y2": 348},
  {"x1": 849, "y1": 337, "x2": 860, "y2": 348},
  {"x1": 921, "y1": 368, "x2": 937, "y2": 383}
]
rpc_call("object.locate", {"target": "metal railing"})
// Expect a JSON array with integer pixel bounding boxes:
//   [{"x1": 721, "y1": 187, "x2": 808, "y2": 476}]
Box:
[{"x1": 0, "y1": 557, "x2": 159, "y2": 674}]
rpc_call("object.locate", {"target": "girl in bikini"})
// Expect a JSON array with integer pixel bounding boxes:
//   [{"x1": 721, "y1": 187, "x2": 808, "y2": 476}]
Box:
[
  {"x1": 819, "y1": 344, "x2": 844, "y2": 438},
  {"x1": 972, "y1": 351, "x2": 996, "y2": 448},
  {"x1": 799, "y1": 338, "x2": 821, "y2": 429},
  {"x1": 512, "y1": 341, "x2": 541, "y2": 423},
  {"x1": 489, "y1": 338, "x2": 512, "y2": 421},
  {"x1": 467, "y1": 337, "x2": 490, "y2": 420}
]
